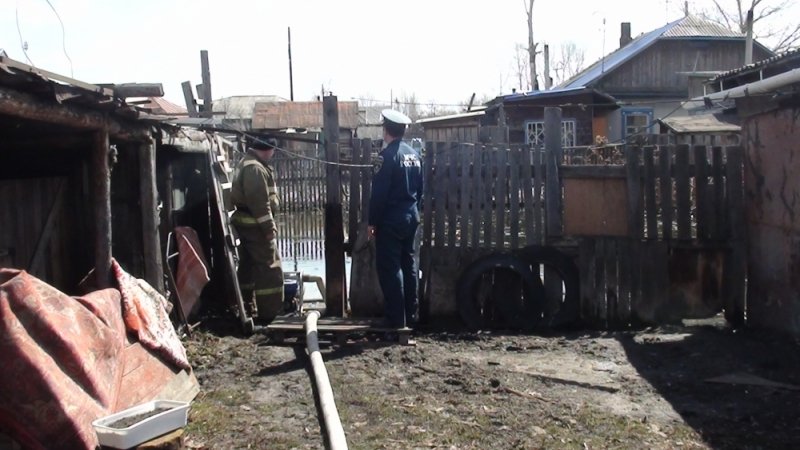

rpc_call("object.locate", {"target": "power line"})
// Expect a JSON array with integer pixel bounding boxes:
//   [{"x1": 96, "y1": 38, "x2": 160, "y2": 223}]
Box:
[
  {"x1": 43, "y1": 0, "x2": 74, "y2": 77},
  {"x1": 240, "y1": 131, "x2": 374, "y2": 168},
  {"x1": 15, "y1": 2, "x2": 34, "y2": 66}
]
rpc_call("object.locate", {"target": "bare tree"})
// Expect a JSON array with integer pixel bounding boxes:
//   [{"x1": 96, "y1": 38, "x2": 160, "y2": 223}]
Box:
[
  {"x1": 703, "y1": 0, "x2": 800, "y2": 52},
  {"x1": 513, "y1": 43, "x2": 532, "y2": 91},
  {"x1": 525, "y1": 0, "x2": 540, "y2": 91},
  {"x1": 552, "y1": 42, "x2": 586, "y2": 86}
]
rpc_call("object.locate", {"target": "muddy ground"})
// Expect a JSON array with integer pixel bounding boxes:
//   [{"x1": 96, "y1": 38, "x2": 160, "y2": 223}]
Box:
[{"x1": 183, "y1": 317, "x2": 800, "y2": 450}]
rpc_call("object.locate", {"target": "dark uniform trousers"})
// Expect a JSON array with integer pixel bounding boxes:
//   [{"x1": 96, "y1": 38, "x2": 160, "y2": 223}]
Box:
[
  {"x1": 375, "y1": 215, "x2": 419, "y2": 328},
  {"x1": 232, "y1": 214, "x2": 284, "y2": 322}
]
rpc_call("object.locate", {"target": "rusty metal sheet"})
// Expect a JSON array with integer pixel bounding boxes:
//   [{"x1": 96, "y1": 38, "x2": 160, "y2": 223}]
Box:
[{"x1": 563, "y1": 178, "x2": 628, "y2": 237}]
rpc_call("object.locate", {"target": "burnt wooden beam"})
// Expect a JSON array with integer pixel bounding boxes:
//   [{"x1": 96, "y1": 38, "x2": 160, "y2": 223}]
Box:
[
  {"x1": 200, "y1": 51, "x2": 213, "y2": 118},
  {"x1": 181, "y1": 81, "x2": 199, "y2": 118},
  {"x1": 140, "y1": 139, "x2": 164, "y2": 292},
  {"x1": 111, "y1": 83, "x2": 164, "y2": 98},
  {"x1": 93, "y1": 128, "x2": 112, "y2": 288},
  {"x1": 0, "y1": 86, "x2": 150, "y2": 141},
  {"x1": 323, "y1": 94, "x2": 346, "y2": 317}
]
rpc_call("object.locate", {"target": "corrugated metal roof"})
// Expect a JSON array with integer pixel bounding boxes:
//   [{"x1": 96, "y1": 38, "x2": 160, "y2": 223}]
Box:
[
  {"x1": 251, "y1": 101, "x2": 360, "y2": 130},
  {"x1": 142, "y1": 97, "x2": 187, "y2": 115},
  {"x1": 415, "y1": 110, "x2": 485, "y2": 124},
  {"x1": 661, "y1": 15, "x2": 743, "y2": 38},
  {"x1": 560, "y1": 15, "x2": 747, "y2": 90},
  {"x1": 500, "y1": 87, "x2": 618, "y2": 105},
  {"x1": 213, "y1": 95, "x2": 288, "y2": 119},
  {"x1": 710, "y1": 47, "x2": 800, "y2": 82},
  {"x1": 659, "y1": 113, "x2": 740, "y2": 133}
]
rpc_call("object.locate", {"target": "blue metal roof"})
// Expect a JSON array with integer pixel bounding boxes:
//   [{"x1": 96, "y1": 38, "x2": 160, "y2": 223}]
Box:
[{"x1": 559, "y1": 20, "x2": 678, "y2": 90}]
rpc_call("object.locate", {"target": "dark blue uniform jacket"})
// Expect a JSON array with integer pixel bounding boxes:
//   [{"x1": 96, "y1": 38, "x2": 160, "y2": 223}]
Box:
[{"x1": 369, "y1": 139, "x2": 423, "y2": 227}]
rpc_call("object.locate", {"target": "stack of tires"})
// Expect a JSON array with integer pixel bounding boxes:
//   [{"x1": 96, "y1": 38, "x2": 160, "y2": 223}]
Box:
[{"x1": 456, "y1": 246, "x2": 579, "y2": 332}]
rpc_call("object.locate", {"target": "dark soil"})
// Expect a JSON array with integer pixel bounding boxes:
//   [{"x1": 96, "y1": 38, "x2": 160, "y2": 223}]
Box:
[
  {"x1": 108, "y1": 407, "x2": 173, "y2": 429},
  {"x1": 182, "y1": 316, "x2": 800, "y2": 449}
]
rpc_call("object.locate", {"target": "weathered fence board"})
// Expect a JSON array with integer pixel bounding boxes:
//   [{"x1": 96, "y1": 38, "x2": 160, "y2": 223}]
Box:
[
  {"x1": 509, "y1": 146, "x2": 521, "y2": 249},
  {"x1": 694, "y1": 145, "x2": 710, "y2": 240},
  {"x1": 659, "y1": 144, "x2": 673, "y2": 240},
  {"x1": 675, "y1": 144, "x2": 692, "y2": 240},
  {"x1": 434, "y1": 143, "x2": 446, "y2": 248},
  {"x1": 471, "y1": 146, "x2": 482, "y2": 248},
  {"x1": 447, "y1": 144, "x2": 458, "y2": 249},
  {"x1": 494, "y1": 147, "x2": 508, "y2": 249},
  {"x1": 459, "y1": 144, "x2": 471, "y2": 249},
  {"x1": 482, "y1": 147, "x2": 494, "y2": 247},
  {"x1": 520, "y1": 145, "x2": 535, "y2": 245},
  {"x1": 643, "y1": 145, "x2": 657, "y2": 240}
]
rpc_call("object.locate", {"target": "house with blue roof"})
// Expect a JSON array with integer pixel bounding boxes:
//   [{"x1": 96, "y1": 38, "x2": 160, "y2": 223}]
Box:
[
  {"x1": 484, "y1": 14, "x2": 773, "y2": 147},
  {"x1": 560, "y1": 14, "x2": 772, "y2": 142}
]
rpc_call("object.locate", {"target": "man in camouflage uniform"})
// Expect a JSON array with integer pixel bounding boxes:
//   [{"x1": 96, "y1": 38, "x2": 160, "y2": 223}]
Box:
[{"x1": 230, "y1": 137, "x2": 283, "y2": 323}]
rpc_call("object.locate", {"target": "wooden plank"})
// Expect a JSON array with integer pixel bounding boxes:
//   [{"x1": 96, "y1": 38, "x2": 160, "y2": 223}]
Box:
[
  {"x1": 643, "y1": 145, "x2": 657, "y2": 239},
  {"x1": 711, "y1": 146, "x2": 725, "y2": 240},
  {"x1": 605, "y1": 239, "x2": 619, "y2": 328},
  {"x1": 594, "y1": 238, "x2": 607, "y2": 326},
  {"x1": 652, "y1": 242, "x2": 670, "y2": 324},
  {"x1": 181, "y1": 81, "x2": 199, "y2": 118},
  {"x1": 578, "y1": 238, "x2": 596, "y2": 326},
  {"x1": 532, "y1": 146, "x2": 543, "y2": 245},
  {"x1": 459, "y1": 144, "x2": 471, "y2": 249},
  {"x1": 625, "y1": 145, "x2": 643, "y2": 239},
  {"x1": 520, "y1": 145, "x2": 535, "y2": 246},
  {"x1": 447, "y1": 143, "x2": 459, "y2": 249},
  {"x1": 323, "y1": 95, "x2": 345, "y2": 316},
  {"x1": 560, "y1": 165, "x2": 627, "y2": 178},
  {"x1": 724, "y1": 146, "x2": 746, "y2": 326},
  {"x1": 659, "y1": 144, "x2": 673, "y2": 240},
  {"x1": 471, "y1": 145, "x2": 482, "y2": 248},
  {"x1": 348, "y1": 140, "x2": 361, "y2": 246},
  {"x1": 361, "y1": 139, "x2": 373, "y2": 221},
  {"x1": 139, "y1": 140, "x2": 163, "y2": 292},
  {"x1": 483, "y1": 147, "x2": 495, "y2": 247},
  {"x1": 544, "y1": 107, "x2": 563, "y2": 239},
  {"x1": 509, "y1": 145, "x2": 521, "y2": 248},
  {"x1": 200, "y1": 50, "x2": 213, "y2": 118},
  {"x1": 93, "y1": 128, "x2": 112, "y2": 288},
  {"x1": 28, "y1": 180, "x2": 66, "y2": 277},
  {"x1": 674, "y1": 144, "x2": 691, "y2": 240},
  {"x1": 694, "y1": 145, "x2": 711, "y2": 241},
  {"x1": 434, "y1": 143, "x2": 447, "y2": 247},
  {"x1": 495, "y1": 146, "x2": 508, "y2": 249},
  {"x1": 422, "y1": 141, "x2": 435, "y2": 251},
  {"x1": 617, "y1": 238, "x2": 631, "y2": 327}
]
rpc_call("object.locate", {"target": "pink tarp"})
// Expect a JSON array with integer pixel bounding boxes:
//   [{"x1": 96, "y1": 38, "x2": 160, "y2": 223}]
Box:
[{"x1": 0, "y1": 263, "x2": 190, "y2": 449}]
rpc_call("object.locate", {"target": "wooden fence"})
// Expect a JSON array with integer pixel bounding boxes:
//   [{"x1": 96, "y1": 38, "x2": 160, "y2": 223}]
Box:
[{"x1": 418, "y1": 128, "x2": 746, "y2": 328}]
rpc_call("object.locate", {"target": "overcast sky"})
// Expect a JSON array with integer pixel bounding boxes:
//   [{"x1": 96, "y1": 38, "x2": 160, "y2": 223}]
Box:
[{"x1": 1, "y1": 0, "x2": 796, "y2": 108}]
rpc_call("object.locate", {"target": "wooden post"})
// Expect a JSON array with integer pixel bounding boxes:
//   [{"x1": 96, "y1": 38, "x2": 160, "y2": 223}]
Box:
[
  {"x1": 724, "y1": 146, "x2": 746, "y2": 326},
  {"x1": 626, "y1": 145, "x2": 643, "y2": 239},
  {"x1": 93, "y1": 128, "x2": 112, "y2": 288},
  {"x1": 200, "y1": 50, "x2": 213, "y2": 118},
  {"x1": 140, "y1": 138, "x2": 164, "y2": 292},
  {"x1": 181, "y1": 81, "x2": 199, "y2": 118},
  {"x1": 544, "y1": 107, "x2": 563, "y2": 239},
  {"x1": 323, "y1": 95, "x2": 345, "y2": 317}
]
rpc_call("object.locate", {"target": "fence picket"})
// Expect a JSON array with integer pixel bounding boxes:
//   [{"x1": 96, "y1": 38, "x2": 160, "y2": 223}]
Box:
[
  {"x1": 509, "y1": 145, "x2": 521, "y2": 248},
  {"x1": 495, "y1": 146, "x2": 508, "y2": 249},
  {"x1": 520, "y1": 145, "x2": 535, "y2": 246},
  {"x1": 460, "y1": 144, "x2": 472, "y2": 249},
  {"x1": 659, "y1": 144, "x2": 673, "y2": 240},
  {"x1": 643, "y1": 145, "x2": 657, "y2": 239},
  {"x1": 675, "y1": 144, "x2": 691, "y2": 240}
]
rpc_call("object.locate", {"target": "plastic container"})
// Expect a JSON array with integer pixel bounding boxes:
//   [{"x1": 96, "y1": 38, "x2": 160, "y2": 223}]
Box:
[{"x1": 92, "y1": 400, "x2": 190, "y2": 449}]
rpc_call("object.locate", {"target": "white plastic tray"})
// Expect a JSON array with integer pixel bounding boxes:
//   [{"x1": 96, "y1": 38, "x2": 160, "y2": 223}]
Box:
[{"x1": 92, "y1": 400, "x2": 190, "y2": 449}]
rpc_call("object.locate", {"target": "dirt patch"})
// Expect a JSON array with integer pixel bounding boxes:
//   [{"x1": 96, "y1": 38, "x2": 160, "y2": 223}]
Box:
[{"x1": 183, "y1": 318, "x2": 800, "y2": 449}]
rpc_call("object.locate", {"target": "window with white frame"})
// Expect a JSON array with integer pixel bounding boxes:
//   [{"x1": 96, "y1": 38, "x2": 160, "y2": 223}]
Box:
[{"x1": 525, "y1": 120, "x2": 577, "y2": 148}]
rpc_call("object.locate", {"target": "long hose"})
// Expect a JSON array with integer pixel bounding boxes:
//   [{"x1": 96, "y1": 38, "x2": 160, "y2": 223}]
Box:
[{"x1": 305, "y1": 311, "x2": 348, "y2": 449}]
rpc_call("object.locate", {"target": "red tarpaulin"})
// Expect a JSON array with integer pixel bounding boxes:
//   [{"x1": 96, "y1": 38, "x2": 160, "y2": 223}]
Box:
[{"x1": 0, "y1": 263, "x2": 191, "y2": 449}]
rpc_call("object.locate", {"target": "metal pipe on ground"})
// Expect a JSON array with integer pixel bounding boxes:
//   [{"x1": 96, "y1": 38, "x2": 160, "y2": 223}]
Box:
[{"x1": 305, "y1": 310, "x2": 348, "y2": 449}]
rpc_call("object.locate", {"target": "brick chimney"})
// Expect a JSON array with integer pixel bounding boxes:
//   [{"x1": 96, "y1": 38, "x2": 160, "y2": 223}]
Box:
[{"x1": 620, "y1": 22, "x2": 632, "y2": 48}]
